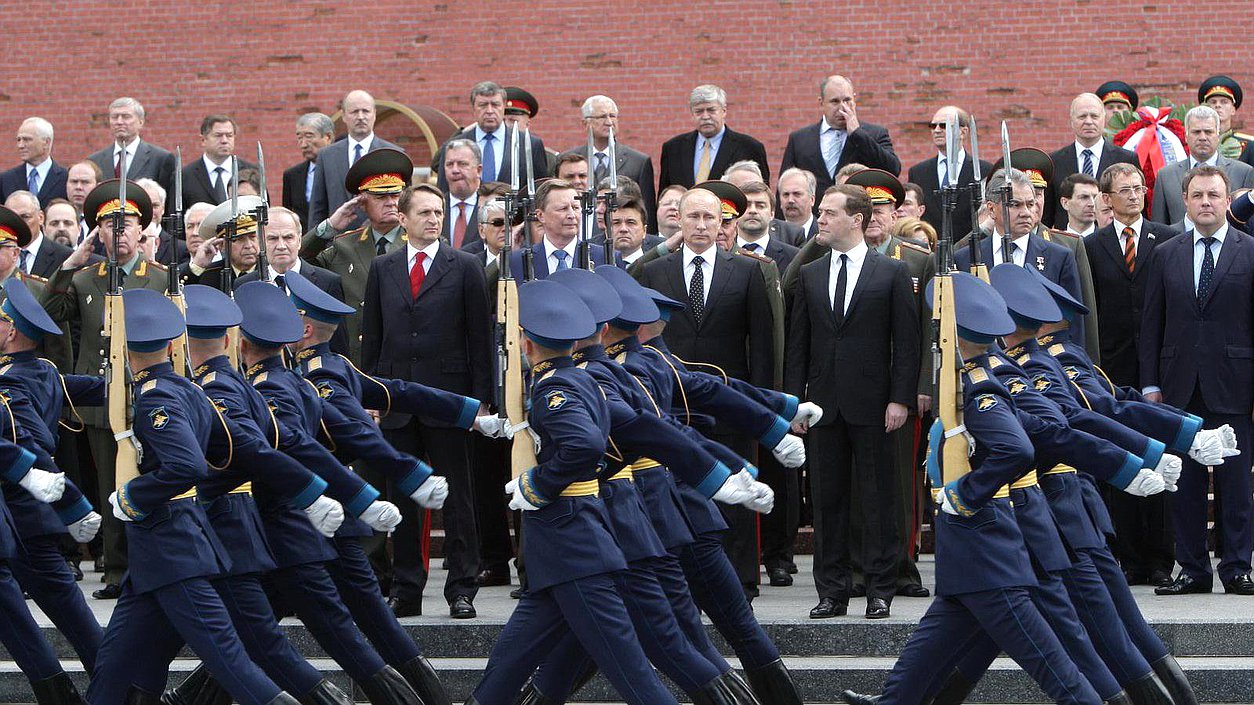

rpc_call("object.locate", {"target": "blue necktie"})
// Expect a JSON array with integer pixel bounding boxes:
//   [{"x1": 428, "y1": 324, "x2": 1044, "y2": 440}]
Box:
[
  {"x1": 940, "y1": 157, "x2": 950, "y2": 187},
  {"x1": 352, "y1": 143, "x2": 363, "y2": 167},
  {"x1": 19, "y1": 250, "x2": 29, "y2": 274},
  {"x1": 1197, "y1": 237, "x2": 1217, "y2": 302},
  {"x1": 824, "y1": 128, "x2": 845, "y2": 178},
  {"x1": 27, "y1": 168, "x2": 38, "y2": 195},
  {"x1": 742, "y1": 242, "x2": 760, "y2": 253},
  {"x1": 482, "y1": 133, "x2": 497, "y2": 183},
  {"x1": 305, "y1": 164, "x2": 315, "y2": 202},
  {"x1": 553, "y1": 249, "x2": 569, "y2": 271},
  {"x1": 1082, "y1": 149, "x2": 1095, "y2": 177}
]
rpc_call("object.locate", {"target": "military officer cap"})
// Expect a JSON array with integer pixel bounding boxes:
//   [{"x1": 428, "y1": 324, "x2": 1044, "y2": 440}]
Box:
[
  {"x1": 83, "y1": 179, "x2": 153, "y2": 229},
  {"x1": 236, "y1": 281, "x2": 304, "y2": 347},
  {"x1": 183, "y1": 284, "x2": 242, "y2": 339},
  {"x1": 988, "y1": 263, "x2": 1062, "y2": 329},
  {"x1": 549, "y1": 268, "x2": 623, "y2": 325},
  {"x1": 285, "y1": 270, "x2": 354, "y2": 324},
  {"x1": 991, "y1": 148, "x2": 1054, "y2": 190},
  {"x1": 1, "y1": 278, "x2": 60, "y2": 340},
  {"x1": 692, "y1": 180, "x2": 747, "y2": 221},
  {"x1": 1096, "y1": 81, "x2": 1138, "y2": 111},
  {"x1": 596, "y1": 265, "x2": 659, "y2": 329},
  {"x1": 518, "y1": 279, "x2": 596, "y2": 349},
  {"x1": 1199, "y1": 75, "x2": 1243, "y2": 109},
  {"x1": 123, "y1": 288, "x2": 185, "y2": 352},
  {"x1": 1030, "y1": 265, "x2": 1090, "y2": 320},
  {"x1": 846, "y1": 168, "x2": 905, "y2": 207},
  {"x1": 0, "y1": 206, "x2": 32, "y2": 248},
  {"x1": 504, "y1": 87, "x2": 540, "y2": 117},
  {"x1": 345, "y1": 148, "x2": 413, "y2": 196},
  {"x1": 924, "y1": 271, "x2": 1015, "y2": 344},
  {"x1": 644, "y1": 287, "x2": 685, "y2": 322},
  {"x1": 198, "y1": 196, "x2": 262, "y2": 242}
]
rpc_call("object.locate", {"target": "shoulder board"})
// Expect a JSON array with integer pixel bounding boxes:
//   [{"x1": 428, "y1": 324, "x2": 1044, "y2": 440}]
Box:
[
  {"x1": 22, "y1": 273, "x2": 47, "y2": 283},
  {"x1": 1016, "y1": 354, "x2": 1030, "y2": 365},
  {"x1": 141, "y1": 380, "x2": 157, "y2": 394},
  {"x1": 575, "y1": 362, "x2": 588, "y2": 369},
  {"x1": 348, "y1": 227, "x2": 370, "y2": 242},
  {"x1": 0, "y1": 364, "x2": 10, "y2": 376},
  {"x1": 1048, "y1": 228, "x2": 1079, "y2": 239},
  {"x1": 538, "y1": 370, "x2": 556, "y2": 382},
  {"x1": 307, "y1": 357, "x2": 323, "y2": 371},
  {"x1": 737, "y1": 250, "x2": 773, "y2": 265},
  {"x1": 147, "y1": 261, "x2": 168, "y2": 272},
  {"x1": 1235, "y1": 132, "x2": 1254, "y2": 142},
  {"x1": 96, "y1": 262, "x2": 108, "y2": 277},
  {"x1": 1048, "y1": 344, "x2": 1066, "y2": 356},
  {"x1": 252, "y1": 372, "x2": 268, "y2": 385},
  {"x1": 988, "y1": 356, "x2": 1004, "y2": 368},
  {"x1": 899, "y1": 240, "x2": 930, "y2": 254},
  {"x1": 966, "y1": 367, "x2": 989, "y2": 383},
  {"x1": 202, "y1": 372, "x2": 217, "y2": 385}
]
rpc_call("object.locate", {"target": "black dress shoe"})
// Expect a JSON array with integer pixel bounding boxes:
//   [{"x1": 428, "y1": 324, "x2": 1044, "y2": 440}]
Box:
[
  {"x1": 68, "y1": 560, "x2": 83, "y2": 582},
  {"x1": 509, "y1": 587, "x2": 525, "y2": 599},
  {"x1": 809, "y1": 597, "x2": 847, "y2": 619},
  {"x1": 1154, "y1": 574, "x2": 1212, "y2": 596},
  {"x1": 476, "y1": 568, "x2": 511, "y2": 587},
  {"x1": 786, "y1": 561, "x2": 798, "y2": 574},
  {"x1": 865, "y1": 597, "x2": 891, "y2": 619},
  {"x1": 93, "y1": 583, "x2": 122, "y2": 600},
  {"x1": 450, "y1": 595, "x2": 477, "y2": 619},
  {"x1": 390, "y1": 597, "x2": 423, "y2": 617},
  {"x1": 851, "y1": 583, "x2": 866, "y2": 598},
  {"x1": 768, "y1": 567, "x2": 793, "y2": 587},
  {"x1": 1223, "y1": 574, "x2": 1254, "y2": 595},
  {"x1": 896, "y1": 583, "x2": 930, "y2": 598},
  {"x1": 1150, "y1": 569, "x2": 1174, "y2": 588},
  {"x1": 842, "y1": 690, "x2": 881, "y2": 705}
]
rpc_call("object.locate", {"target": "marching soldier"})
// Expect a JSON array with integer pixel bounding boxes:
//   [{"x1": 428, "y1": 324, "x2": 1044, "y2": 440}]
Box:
[
  {"x1": 0, "y1": 205, "x2": 71, "y2": 369},
  {"x1": 40, "y1": 179, "x2": 169, "y2": 599}
]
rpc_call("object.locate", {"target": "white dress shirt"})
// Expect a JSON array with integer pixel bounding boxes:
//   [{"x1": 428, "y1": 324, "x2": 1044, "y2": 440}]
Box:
[
  {"x1": 736, "y1": 234, "x2": 769, "y2": 254},
  {"x1": 1074, "y1": 140, "x2": 1106, "y2": 177},
  {"x1": 113, "y1": 137, "x2": 140, "y2": 176},
  {"x1": 1192, "y1": 224, "x2": 1228, "y2": 289},
  {"x1": 1111, "y1": 215, "x2": 1145, "y2": 250},
  {"x1": 267, "y1": 257, "x2": 303, "y2": 283},
  {"x1": 682, "y1": 245, "x2": 716, "y2": 306},
  {"x1": 20, "y1": 232, "x2": 43, "y2": 274},
  {"x1": 449, "y1": 192, "x2": 478, "y2": 238},
  {"x1": 25, "y1": 158, "x2": 52, "y2": 192},
  {"x1": 621, "y1": 248, "x2": 644, "y2": 265},
  {"x1": 543, "y1": 237, "x2": 578, "y2": 273},
  {"x1": 937, "y1": 149, "x2": 967, "y2": 186},
  {"x1": 990, "y1": 231, "x2": 1030, "y2": 267},
  {"x1": 1066, "y1": 223, "x2": 1096, "y2": 237},
  {"x1": 347, "y1": 134, "x2": 375, "y2": 166},
  {"x1": 407, "y1": 239, "x2": 440, "y2": 276},
  {"x1": 828, "y1": 240, "x2": 868, "y2": 313},
  {"x1": 1190, "y1": 153, "x2": 1220, "y2": 169},
  {"x1": 202, "y1": 154, "x2": 233, "y2": 185}
]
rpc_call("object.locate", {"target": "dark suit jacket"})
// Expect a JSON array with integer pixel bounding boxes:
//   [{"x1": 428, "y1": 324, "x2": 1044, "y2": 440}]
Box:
[
  {"x1": 308, "y1": 135, "x2": 402, "y2": 228},
  {"x1": 659, "y1": 127, "x2": 769, "y2": 191},
  {"x1": 744, "y1": 236, "x2": 799, "y2": 273},
  {"x1": 433, "y1": 127, "x2": 547, "y2": 194},
  {"x1": 769, "y1": 219, "x2": 805, "y2": 248},
  {"x1": 1044, "y1": 142, "x2": 1138, "y2": 227},
  {"x1": 785, "y1": 249, "x2": 919, "y2": 426},
  {"x1": 236, "y1": 262, "x2": 349, "y2": 356},
  {"x1": 568, "y1": 142, "x2": 658, "y2": 228},
  {"x1": 26, "y1": 237, "x2": 72, "y2": 278},
  {"x1": 1140, "y1": 228, "x2": 1254, "y2": 414},
  {"x1": 1084, "y1": 220, "x2": 1179, "y2": 387},
  {"x1": 907, "y1": 154, "x2": 993, "y2": 239},
  {"x1": 88, "y1": 140, "x2": 179, "y2": 196},
  {"x1": 781, "y1": 121, "x2": 901, "y2": 212},
  {"x1": 360, "y1": 242, "x2": 493, "y2": 428},
  {"x1": 154, "y1": 228, "x2": 189, "y2": 267},
  {"x1": 637, "y1": 248, "x2": 774, "y2": 388},
  {"x1": 282, "y1": 160, "x2": 314, "y2": 230},
  {"x1": 180, "y1": 157, "x2": 258, "y2": 207},
  {"x1": 0, "y1": 161, "x2": 67, "y2": 206}
]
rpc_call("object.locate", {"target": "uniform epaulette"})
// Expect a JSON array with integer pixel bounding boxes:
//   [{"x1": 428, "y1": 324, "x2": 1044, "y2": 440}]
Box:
[
  {"x1": 146, "y1": 261, "x2": 168, "y2": 272},
  {"x1": 96, "y1": 262, "x2": 109, "y2": 277},
  {"x1": 1048, "y1": 228, "x2": 1079, "y2": 239},
  {"x1": 202, "y1": 372, "x2": 217, "y2": 385},
  {"x1": 1047, "y1": 343, "x2": 1066, "y2": 356},
  {"x1": 1235, "y1": 132, "x2": 1254, "y2": 142},
  {"x1": 898, "y1": 240, "x2": 930, "y2": 255},
  {"x1": 140, "y1": 380, "x2": 157, "y2": 394},
  {"x1": 307, "y1": 357, "x2": 322, "y2": 371},
  {"x1": 737, "y1": 249, "x2": 773, "y2": 265},
  {"x1": 348, "y1": 227, "x2": 371, "y2": 242},
  {"x1": 966, "y1": 367, "x2": 989, "y2": 383},
  {"x1": 988, "y1": 356, "x2": 1003, "y2": 368},
  {"x1": 251, "y1": 372, "x2": 268, "y2": 384},
  {"x1": 21, "y1": 273, "x2": 47, "y2": 283}
]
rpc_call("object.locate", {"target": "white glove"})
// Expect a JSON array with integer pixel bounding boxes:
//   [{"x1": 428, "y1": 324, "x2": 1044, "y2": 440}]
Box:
[
  {"x1": 303, "y1": 495, "x2": 345, "y2": 537},
  {"x1": 746, "y1": 480, "x2": 775, "y2": 514},
  {"x1": 1154, "y1": 454, "x2": 1182, "y2": 492},
  {"x1": 473, "y1": 414, "x2": 515, "y2": 440},
  {"x1": 504, "y1": 477, "x2": 540, "y2": 511},
  {"x1": 359, "y1": 500, "x2": 402, "y2": 533},
  {"x1": 108, "y1": 491, "x2": 134, "y2": 522},
  {"x1": 939, "y1": 491, "x2": 959, "y2": 516},
  {"x1": 712, "y1": 471, "x2": 755, "y2": 506},
  {"x1": 1124, "y1": 468, "x2": 1167, "y2": 497},
  {"x1": 1189, "y1": 429, "x2": 1228, "y2": 466},
  {"x1": 771, "y1": 434, "x2": 806, "y2": 468},
  {"x1": 19, "y1": 468, "x2": 65, "y2": 503},
  {"x1": 791, "y1": 401, "x2": 823, "y2": 428},
  {"x1": 67, "y1": 511, "x2": 101, "y2": 543},
  {"x1": 1218, "y1": 423, "x2": 1239, "y2": 453},
  {"x1": 409, "y1": 475, "x2": 449, "y2": 509}
]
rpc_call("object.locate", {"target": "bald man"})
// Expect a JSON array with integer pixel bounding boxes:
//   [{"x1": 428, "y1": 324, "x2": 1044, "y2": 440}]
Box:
[
  {"x1": 1045, "y1": 93, "x2": 1138, "y2": 227},
  {"x1": 307, "y1": 89, "x2": 403, "y2": 229},
  {"x1": 907, "y1": 105, "x2": 993, "y2": 238}
]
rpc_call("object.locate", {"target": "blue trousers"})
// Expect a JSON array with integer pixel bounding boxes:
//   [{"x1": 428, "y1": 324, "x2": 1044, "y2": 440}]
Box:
[
  {"x1": 330, "y1": 535, "x2": 421, "y2": 666},
  {"x1": 879, "y1": 588, "x2": 1100, "y2": 705},
  {"x1": 1059, "y1": 551, "x2": 1154, "y2": 685},
  {"x1": 87, "y1": 578, "x2": 281, "y2": 705},
  {"x1": 676, "y1": 531, "x2": 780, "y2": 669},
  {"x1": 268, "y1": 561, "x2": 387, "y2": 682},
  {"x1": 11, "y1": 533, "x2": 102, "y2": 673},
  {"x1": 1083, "y1": 546, "x2": 1169, "y2": 663},
  {"x1": 213, "y1": 574, "x2": 324, "y2": 697},
  {"x1": 473, "y1": 572, "x2": 679, "y2": 705},
  {"x1": 0, "y1": 561, "x2": 62, "y2": 682}
]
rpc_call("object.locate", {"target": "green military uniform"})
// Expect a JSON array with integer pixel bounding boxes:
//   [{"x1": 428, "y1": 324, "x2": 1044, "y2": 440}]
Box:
[
  {"x1": 1198, "y1": 76, "x2": 1252, "y2": 160},
  {"x1": 1219, "y1": 129, "x2": 1254, "y2": 161},
  {"x1": 1039, "y1": 226, "x2": 1100, "y2": 361}
]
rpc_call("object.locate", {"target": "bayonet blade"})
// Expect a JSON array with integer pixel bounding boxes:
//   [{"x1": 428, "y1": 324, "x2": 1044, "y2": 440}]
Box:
[
  {"x1": 945, "y1": 115, "x2": 960, "y2": 186},
  {"x1": 1001, "y1": 121, "x2": 1013, "y2": 177},
  {"x1": 608, "y1": 125, "x2": 618, "y2": 187},
  {"x1": 256, "y1": 142, "x2": 268, "y2": 206},
  {"x1": 969, "y1": 116, "x2": 982, "y2": 183},
  {"x1": 509, "y1": 123, "x2": 520, "y2": 192},
  {"x1": 523, "y1": 128, "x2": 535, "y2": 197},
  {"x1": 230, "y1": 155, "x2": 239, "y2": 218},
  {"x1": 174, "y1": 146, "x2": 183, "y2": 212}
]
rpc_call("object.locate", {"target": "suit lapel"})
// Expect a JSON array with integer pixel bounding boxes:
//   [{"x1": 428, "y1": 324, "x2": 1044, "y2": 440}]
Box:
[
  {"x1": 130, "y1": 143, "x2": 152, "y2": 176},
  {"x1": 416, "y1": 244, "x2": 453, "y2": 300},
  {"x1": 1097, "y1": 226, "x2": 1131, "y2": 279},
  {"x1": 668, "y1": 253, "x2": 687, "y2": 304},
  {"x1": 1201, "y1": 233, "x2": 1242, "y2": 310},
  {"x1": 708, "y1": 128, "x2": 736, "y2": 177},
  {"x1": 700, "y1": 250, "x2": 733, "y2": 324},
  {"x1": 842, "y1": 250, "x2": 878, "y2": 324},
  {"x1": 384, "y1": 250, "x2": 414, "y2": 304},
  {"x1": 1133, "y1": 225, "x2": 1160, "y2": 279}
]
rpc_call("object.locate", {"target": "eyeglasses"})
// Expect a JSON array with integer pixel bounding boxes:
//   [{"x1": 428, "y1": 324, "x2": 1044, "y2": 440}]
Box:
[
  {"x1": 1109, "y1": 186, "x2": 1147, "y2": 197},
  {"x1": 929, "y1": 122, "x2": 965, "y2": 129},
  {"x1": 485, "y1": 218, "x2": 506, "y2": 227}
]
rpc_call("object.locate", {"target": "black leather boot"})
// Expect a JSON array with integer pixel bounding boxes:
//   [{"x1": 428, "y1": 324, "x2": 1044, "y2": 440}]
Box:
[
  {"x1": 840, "y1": 691, "x2": 880, "y2": 705},
  {"x1": 396, "y1": 656, "x2": 450, "y2": 705},
  {"x1": 1151, "y1": 655, "x2": 1198, "y2": 705},
  {"x1": 30, "y1": 672, "x2": 86, "y2": 705},
  {"x1": 691, "y1": 676, "x2": 738, "y2": 705},
  {"x1": 1105, "y1": 690, "x2": 1133, "y2": 705},
  {"x1": 358, "y1": 666, "x2": 425, "y2": 705},
  {"x1": 744, "y1": 659, "x2": 803, "y2": 705},
  {"x1": 160, "y1": 665, "x2": 232, "y2": 705},
  {"x1": 720, "y1": 671, "x2": 763, "y2": 705},
  {"x1": 513, "y1": 681, "x2": 558, "y2": 704},
  {"x1": 124, "y1": 686, "x2": 163, "y2": 705},
  {"x1": 299, "y1": 679, "x2": 353, "y2": 705},
  {"x1": 928, "y1": 669, "x2": 976, "y2": 705},
  {"x1": 1125, "y1": 671, "x2": 1174, "y2": 705}
]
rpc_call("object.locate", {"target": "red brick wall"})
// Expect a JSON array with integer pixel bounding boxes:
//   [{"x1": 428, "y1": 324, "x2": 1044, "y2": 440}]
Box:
[{"x1": 3, "y1": 1, "x2": 1249, "y2": 198}]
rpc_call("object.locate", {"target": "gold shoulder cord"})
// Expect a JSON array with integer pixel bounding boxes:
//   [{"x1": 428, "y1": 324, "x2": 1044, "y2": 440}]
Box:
[
  {"x1": 266, "y1": 404, "x2": 280, "y2": 449},
  {"x1": 644, "y1": 345, "x2": 691, "y2": 425},
  {"x1": 303, "y1": 379, "x2": 339, "y2": 452},
  {"x1": 627, "y1": 374, "x2": 663, "y2": 416},
  {"x1": 53, "y1": 367, "x2": 86, "y2": 433},
  {"x1": 670, "y1": 353, "x2": 730, "y2": 384},
  {"x1": 0, "y1": 392, "x2": 18, "y2": 443},
  {"x1": 592, "y1": 385, "x2": 624, "y2": 462},
  {"x1": 1093, "y1": 364, "x2": 1118, "y2": 396},
  {"x1": 341, "y1": 354, "x2": 392, "y2": 419},
  {"x1": 1068, "y1": 380, "x2": 1094, "y2": 411},
  {"x1": 205, "y1": 395, "x2": 234, "y2": 471}
]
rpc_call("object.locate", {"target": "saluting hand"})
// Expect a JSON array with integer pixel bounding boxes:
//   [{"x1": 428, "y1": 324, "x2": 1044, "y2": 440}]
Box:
[
  {"x1": 192, "y1": 237, "x2": 224, "y2": 270},
  {"x1": 328, "y1": 195, "x2": 364, "y2": 231},
  {"x1": 61, "y1": 230, "x2": 99, "y2": 270}
]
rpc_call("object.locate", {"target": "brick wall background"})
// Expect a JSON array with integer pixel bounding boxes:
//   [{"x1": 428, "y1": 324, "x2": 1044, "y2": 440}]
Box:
[{"x1": 3, "y1": 1, "x2": 1250, "y2": 198}]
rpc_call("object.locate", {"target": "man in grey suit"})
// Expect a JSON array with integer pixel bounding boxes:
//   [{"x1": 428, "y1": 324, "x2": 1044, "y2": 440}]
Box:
[
  {"x1": 307, "y1": 90, "x2": 402, "y2": 230},
  {"x1": 1151, "y1": 105, "x2": 1254, "y2": 225},
  {"x1": 567, "y1": 95, "x2": 658, "y2": 228},
  {"x1": 86, "y1": 97, "x2": 178, "y2": 196}
]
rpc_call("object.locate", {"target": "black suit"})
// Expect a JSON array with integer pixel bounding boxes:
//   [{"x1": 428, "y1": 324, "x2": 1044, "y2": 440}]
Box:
[
  {"x1": 1044, "y1": 142, "x2": 1138, "y2": 227},
  {"x1": 154, "y1": 228, "x2": 190, "y2": 267},
  {"x1": 25, "y1": 237, "x2": 72, "y2": 278},
  {"x1": 236, "y1": 263, "x2": 349, "y2": 356},
  {"x1": 769, "y1": 219, "x2": 805, "y2": 248},
  {"x1": 0, "y1": 161, "x2": 68, "y2": 206},
  {"x1": 87, "y1": 140, "x2": 179, "y2": 196},
  {"x1": 180, "y1": 157, "x2": 258, "y2": 206},
  {"x1": 433, "y1": 127, "x2": 547, "y2": 193},
  {"x1": 1085, "y1": 218, "x2": 1179, "y2": 580},
  {"x1": 907, "y1": 154, "x2": 993, "y2": 240},
  {"x1": 781, "y1": 121, "x2": 901, "y2": 213},
  {"x1": 568, "y1": 142, "x2": 658, "y2": 229},
  {"x1": 785, "y1": 248, "x2": 919, "y2": 602},
  {"x1": 361, "y1": 242, "x2": 492, "y2": 606},
  {"x1": 282, "y1": 160, "x2": 314, "y2": 230},
  {"x1": 659, "y1": 127, "x2": 769, "y2": 191}
]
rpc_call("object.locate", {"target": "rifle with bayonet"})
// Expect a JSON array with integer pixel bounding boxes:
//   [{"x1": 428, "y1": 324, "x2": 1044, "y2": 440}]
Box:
[
  {"x1": 165, "y1": 146, "x2": 189, "y2": 376},
  {"x1": 998, "y1": 121, "x2": 1014, "y2": 280},
  {"x1": 576, "y1": 126, "x2": 598, "y2": 270},
  {"x1": 254, "y1": 142, "x2": 269, "y2": 280},
  {"x1": 967, "y1": 115, "x2": 988, "y2": 282},
  {"x1": 221, "y1": 155, "x2": 241, "y2": 369},
  {"x1": 107, "y1": 170, "x2": 141, "y2": 489},
  {"x1": 497, "y1": 123, "x2": 537, "y2": 477},
  {"x1": 597, "y1": 125, "x2": 620, "y2": 249},
  {"x1": 931, "y1": 115, "x2": 972, "y2": 490}
]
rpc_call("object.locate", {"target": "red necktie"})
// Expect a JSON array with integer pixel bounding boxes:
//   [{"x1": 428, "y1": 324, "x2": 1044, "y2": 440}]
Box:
[
  {"x1": 452, "y1": 202, "x2": 468, "y2": 249},
  {"x1": 410, "y1": 252, "x2": 427, "y2": 299}
]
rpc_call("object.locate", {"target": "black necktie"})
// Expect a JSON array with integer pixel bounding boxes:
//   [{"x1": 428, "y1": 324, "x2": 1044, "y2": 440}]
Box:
[
  {"x1": 594, "y1": 152, "x2": 609, "y2": 188},
  {"x1": 274, "y1": 274, "x2": 286, "y2": 293},
  {"x1": 1002, "y1": 238, "x2": 1016, "y2": 266},
  {"x1": 375, "y1": 237, "x2": 388, "y2": 256},
  {"x1": 833, "y1": 253, "x2": 848, "y2": 325},
  {"x1": 1082, "y1": 149, "x2": 1095, "y2": 177},
  {"x1": 689, "y1": 256, "x2": 706, "y2": 324},
  {"x1": 1198, "y1": 237, "x2": 1217, "y2": 302},
  {"x1": 212, "y1": 166, "x2": 228, "y2": 202}
]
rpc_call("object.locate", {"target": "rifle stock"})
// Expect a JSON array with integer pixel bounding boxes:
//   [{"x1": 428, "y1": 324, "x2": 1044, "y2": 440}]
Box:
[
  {"x1": 500, "y1": 278, "x2": 536, "y2": 477},
  {"x1": 932, "y1": 275, "x2": 970, "y2": 484}
]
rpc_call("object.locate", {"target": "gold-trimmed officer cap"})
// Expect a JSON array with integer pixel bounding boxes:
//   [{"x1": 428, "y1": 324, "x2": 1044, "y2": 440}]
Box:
[
  {"x1": 0, "y1": 206, "x2": 32, "y2": 248},
  {"x1": 199, "y1": 196, "x2": 263, "y2": 242},
  {"x1": 83, "y1": 179, "x2": 153, "y2": 230},
  {"x1": 504, "y1": 86, "x2": 539, "y2": 117},
  {"x1": 1096, "y1": 81, "x2": 1138, "y2": 111},
  {"x1": 1199, "y1": 75, "x2": 1242, "y2": 109},
  {"x1": 345, "y1": 148, "x2": 413, "y2": 196},
  {"x1": 692, "y1": 180, "x2": 747, "y2": 221},
  {"x1": 845, "y1": 168, "x2": 905, "y2": 207},
  {"x1": 992, "y1": 148, "x2": 1054, "y2": 190}
]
